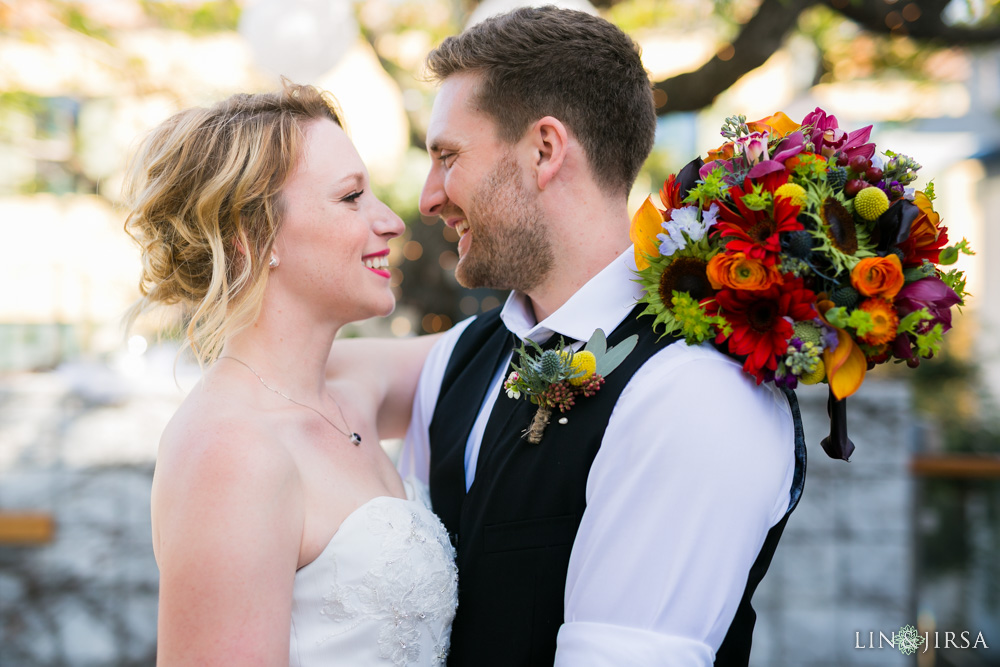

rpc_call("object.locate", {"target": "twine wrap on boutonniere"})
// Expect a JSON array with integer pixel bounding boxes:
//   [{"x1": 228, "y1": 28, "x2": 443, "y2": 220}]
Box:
[{"x1": 503, "y1": 329, "x2": 638, "y2": 444}]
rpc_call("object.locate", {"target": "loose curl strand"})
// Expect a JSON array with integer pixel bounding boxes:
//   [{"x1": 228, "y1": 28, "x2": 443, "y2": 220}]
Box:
[{"x1": 122, "y1": 82, "x2": 342, "y2": 368}]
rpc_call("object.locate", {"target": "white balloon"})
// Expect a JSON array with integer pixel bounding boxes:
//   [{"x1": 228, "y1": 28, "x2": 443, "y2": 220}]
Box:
[{"x1": 239, "y1": 0, "x2": 358, "y2": 83}]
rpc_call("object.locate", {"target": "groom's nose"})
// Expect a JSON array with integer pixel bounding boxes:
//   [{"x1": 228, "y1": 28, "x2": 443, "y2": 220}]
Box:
[{"x1": 419, "y1": 166, "x2": 446, "y2": 218}]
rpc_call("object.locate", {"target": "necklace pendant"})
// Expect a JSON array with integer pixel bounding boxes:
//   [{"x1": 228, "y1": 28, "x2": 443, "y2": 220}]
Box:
[{"x1": 349, "y1": 433, "x2": 362, "y2": 446}]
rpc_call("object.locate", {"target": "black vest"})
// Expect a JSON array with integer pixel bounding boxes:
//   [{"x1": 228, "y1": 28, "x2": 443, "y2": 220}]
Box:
[{"x1": 428, "y1": 306, "x2": 807, "y2": 666}]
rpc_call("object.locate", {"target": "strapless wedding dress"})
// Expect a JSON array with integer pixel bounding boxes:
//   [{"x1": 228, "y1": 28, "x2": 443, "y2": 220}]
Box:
[{"x1": 289, "y1": 479, "x2": 458, "y2": 666}]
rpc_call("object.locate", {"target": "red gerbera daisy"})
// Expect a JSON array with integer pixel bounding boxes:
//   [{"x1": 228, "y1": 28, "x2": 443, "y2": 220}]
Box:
[
  {"x1": 659, "y1": 173, "x2": 683, "y2": 210},
  {"x1": 707, "y1": 276, "x2": 817, "y2": 383},
  {"x1": 715, "y1": 176, "x2": 804, "y2": 265}
]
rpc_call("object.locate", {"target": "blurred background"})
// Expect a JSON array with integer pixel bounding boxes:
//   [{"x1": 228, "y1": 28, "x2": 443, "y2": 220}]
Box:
[{"x1": 0, "y1": 0, "x2": 998, "y2": 664}]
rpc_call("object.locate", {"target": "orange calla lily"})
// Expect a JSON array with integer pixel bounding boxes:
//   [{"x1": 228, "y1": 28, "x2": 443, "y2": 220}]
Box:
[
  {"x1": 817, "y1": 299, "x2": 866, "y2": 399},
  {"x1": 706, "y1": 141, "x2": 737, "y2": 163},
  {"x1": 630, "y1": 196, "x2": 663, "y2": 270},
  {"x1": 748, "y1": 111, "x2": 801, "y2": 137}
]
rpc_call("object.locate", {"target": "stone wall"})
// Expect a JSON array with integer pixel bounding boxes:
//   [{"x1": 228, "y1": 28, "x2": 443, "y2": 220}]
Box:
[{"x1": 752, "y1": 381, "x2": 916, "y2": 667}]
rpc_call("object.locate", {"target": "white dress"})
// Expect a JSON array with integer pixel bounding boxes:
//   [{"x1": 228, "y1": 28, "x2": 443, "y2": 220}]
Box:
[{"x1": 289, "y1": 479, "x2": 458, "y2": 666}]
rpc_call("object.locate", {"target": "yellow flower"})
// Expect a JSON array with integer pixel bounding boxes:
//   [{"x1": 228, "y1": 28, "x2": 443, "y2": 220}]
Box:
[
  {"x1": 799, "y1": 358, "x2": 826, "y2": 385},
  {"x1": 775, "y1": 183, "x2": 807, "y2": 208},
  {"x1": 560, "y1": 350, "x2": 597, "y2": 386},
  {"x1": 853, "y1": 186, "x2": 889, "y2": 221}
]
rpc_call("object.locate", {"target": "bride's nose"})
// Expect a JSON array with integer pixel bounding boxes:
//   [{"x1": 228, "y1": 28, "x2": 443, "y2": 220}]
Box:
[{"x1": 373, "y1": 200, "x2": 405, "y2": 239}]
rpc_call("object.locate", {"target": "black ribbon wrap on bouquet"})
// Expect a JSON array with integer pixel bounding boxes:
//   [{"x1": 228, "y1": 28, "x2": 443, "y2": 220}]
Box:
[{"x1": 820, "y1": 389, "x2": 855, "y2": 461}]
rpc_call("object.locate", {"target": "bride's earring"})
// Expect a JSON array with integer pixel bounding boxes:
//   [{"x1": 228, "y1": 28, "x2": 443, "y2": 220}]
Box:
[{"x1": 269, "y1": 255, "x2": 279, "y2": 269}]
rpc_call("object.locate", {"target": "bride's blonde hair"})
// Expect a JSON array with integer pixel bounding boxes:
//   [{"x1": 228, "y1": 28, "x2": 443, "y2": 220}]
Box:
[{"x1": 123, "y1": 81, "x2": 342, "y2": 367}]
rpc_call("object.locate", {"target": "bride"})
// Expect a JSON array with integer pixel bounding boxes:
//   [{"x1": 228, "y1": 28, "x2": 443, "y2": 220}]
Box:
[{"x1": 124, "y1": 83, "x2": 457, "y2": 665}]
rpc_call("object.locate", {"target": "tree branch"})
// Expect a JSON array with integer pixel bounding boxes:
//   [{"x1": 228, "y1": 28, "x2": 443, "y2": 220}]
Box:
[
  {"x1": 834, "y1": 0, "x2": 1000, "y2": 45},
  {"x1": 651, "y1": 0, "x2": 1000, "y2": 115},
  {"x1": 653, "y1": 0, "x2": 819, "y2": 113}
]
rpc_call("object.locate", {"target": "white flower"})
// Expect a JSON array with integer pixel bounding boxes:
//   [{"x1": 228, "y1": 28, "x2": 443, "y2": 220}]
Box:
[
  {"x1": 657, "y1": 230, "x2": 685, "y2": 257},
  {"x1": 504, "y1": 371, "x2": 521, "y2": 399},
  {"x1": 701, "y1": 203, "x2": 720, "y2": 233},
  {"x1": 656, "y1": 204, "x2": 717, "y2": 256}
]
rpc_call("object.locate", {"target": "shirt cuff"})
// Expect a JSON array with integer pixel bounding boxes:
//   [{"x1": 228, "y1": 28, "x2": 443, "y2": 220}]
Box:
[{"x1": 555, "y1": 622, "x2": 714, "y2": 667}]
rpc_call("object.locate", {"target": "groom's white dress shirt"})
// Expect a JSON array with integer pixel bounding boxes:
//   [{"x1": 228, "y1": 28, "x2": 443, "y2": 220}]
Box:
[{"x1": 400, "y1": 247, "x2": 795, "y2": 666}]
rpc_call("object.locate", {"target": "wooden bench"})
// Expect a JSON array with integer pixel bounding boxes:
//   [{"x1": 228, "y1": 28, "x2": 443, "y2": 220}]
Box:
[
  {"x1": 910, "y1": 454, "x2": 1000, "y2": 479},
  {"x1": 0, "y1": 512, "x2": 55, "y2": 545}
]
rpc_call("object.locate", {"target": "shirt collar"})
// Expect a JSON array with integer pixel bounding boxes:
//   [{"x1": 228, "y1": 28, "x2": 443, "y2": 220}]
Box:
[{"x1": 499, "y1": 246, "x2": 641, "y2": 344}]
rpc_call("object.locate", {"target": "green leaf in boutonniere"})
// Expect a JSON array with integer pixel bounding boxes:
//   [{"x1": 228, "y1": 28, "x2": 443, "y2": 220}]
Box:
[{"x1": 503, "y1": 329, "x2": 638, "y2": 444}]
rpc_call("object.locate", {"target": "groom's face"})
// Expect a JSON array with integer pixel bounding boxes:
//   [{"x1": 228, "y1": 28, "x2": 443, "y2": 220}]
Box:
[{"x1": 420, "y1": 73, "x2": 553, "y2": 292}]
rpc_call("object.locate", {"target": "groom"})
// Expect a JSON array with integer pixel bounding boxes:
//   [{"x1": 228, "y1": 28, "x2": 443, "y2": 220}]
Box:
[{"x1": 400, "y1": 7, "x2": 804, "y2": 666}]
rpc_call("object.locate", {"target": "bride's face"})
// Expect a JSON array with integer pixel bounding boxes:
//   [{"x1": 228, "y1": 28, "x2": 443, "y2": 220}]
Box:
[{"x1": 270, "y1": 119, "x2": 404, "y2": 324}]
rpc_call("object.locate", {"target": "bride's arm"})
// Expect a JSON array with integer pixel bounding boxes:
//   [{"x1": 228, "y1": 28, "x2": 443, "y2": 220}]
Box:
[
  {"x1": 152, "y1": 413, "x2": 303, "y2": 665},
  {"x1": 326, "y1": 334, "x2": 441, "y2": 440}
]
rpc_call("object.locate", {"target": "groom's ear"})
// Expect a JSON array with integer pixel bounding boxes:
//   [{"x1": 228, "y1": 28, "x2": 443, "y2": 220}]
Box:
[{"x1": 527, "y1": 116, "x2": 568, "y2": 190}]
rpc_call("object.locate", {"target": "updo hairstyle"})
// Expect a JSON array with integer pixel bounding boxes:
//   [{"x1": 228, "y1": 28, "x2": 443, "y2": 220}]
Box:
[{"x1": 123, "y1": 82, "x2": 342, "y2": 366}]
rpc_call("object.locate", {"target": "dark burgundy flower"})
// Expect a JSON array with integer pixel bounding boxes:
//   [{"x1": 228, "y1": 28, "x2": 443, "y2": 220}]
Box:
[{"x1": 895, "y1": 276, "x2": 962, "y2": 334}]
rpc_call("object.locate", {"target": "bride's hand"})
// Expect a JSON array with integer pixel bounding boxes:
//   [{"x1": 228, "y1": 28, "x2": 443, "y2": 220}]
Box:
[{"x1": 325, "y1": 333, "x2": 441, "y2": 440}]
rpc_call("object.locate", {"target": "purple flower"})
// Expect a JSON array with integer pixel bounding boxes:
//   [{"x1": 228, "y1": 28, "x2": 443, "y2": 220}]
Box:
[
  {"x1": 895, "y1": 276, "x2": 962, "y2": 333},
  {"x1": 800, "y1": 107, "x2": 875, "y2": 161},
  {"x1": 746, "y1": 132, "x2": 806, "y2": 179}
]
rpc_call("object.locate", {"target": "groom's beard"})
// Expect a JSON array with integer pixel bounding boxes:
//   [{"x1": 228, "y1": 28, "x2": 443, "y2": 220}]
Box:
[{"x1": 453, "y1": 152, "x2": 554, "y2": 293}]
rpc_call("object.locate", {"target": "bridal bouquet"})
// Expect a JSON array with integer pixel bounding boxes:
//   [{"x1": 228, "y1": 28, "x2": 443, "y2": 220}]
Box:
[{"x1": 630, "y1": 108, "x2": 972, "y2": 460}]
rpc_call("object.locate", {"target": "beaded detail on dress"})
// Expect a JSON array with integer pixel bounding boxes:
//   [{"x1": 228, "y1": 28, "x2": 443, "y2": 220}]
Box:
[{"x1": 289, "y1": 480, "x2": 457, "y2": 667}]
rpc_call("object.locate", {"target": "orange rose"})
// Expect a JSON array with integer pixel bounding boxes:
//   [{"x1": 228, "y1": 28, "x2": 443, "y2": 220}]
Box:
[
  {"x1": 851, "y1": 254, "x2": 904, "y2": 299},
  {"x1": 707, "y1": 252, "x2": 782, "y2": 291}
]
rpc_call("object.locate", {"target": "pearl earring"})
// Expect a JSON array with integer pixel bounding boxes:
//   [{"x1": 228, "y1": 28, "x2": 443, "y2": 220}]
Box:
[{"x1": 269, "y1": 255, "x2": 279, "y2": 269}]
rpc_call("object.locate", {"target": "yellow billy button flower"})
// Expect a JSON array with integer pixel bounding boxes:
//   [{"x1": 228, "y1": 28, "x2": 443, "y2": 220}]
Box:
[
  {"x1": 853, "y1": 186, "x2": 890, "y2": 221},
  {"x1": 799, "y1": 358, "x2": 826, "y2": 385},
  {"x1": 560, "y1": 350, "x2": 597, "y2": 386},
  {"x1": 774, "y1": 182, "x2": 807, "y2": 208}
]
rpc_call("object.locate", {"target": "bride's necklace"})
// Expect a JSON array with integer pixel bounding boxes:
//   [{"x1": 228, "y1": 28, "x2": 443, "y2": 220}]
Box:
[{"x1": 219, "y1": 356, "x2": 362, "y2": 446}]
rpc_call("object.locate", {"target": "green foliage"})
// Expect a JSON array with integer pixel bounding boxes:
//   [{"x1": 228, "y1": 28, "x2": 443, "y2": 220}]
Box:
[
  {"x1": 139, "y1": 0, "x2": 242, "y2": 33},
  {"x1": 60, "y1": 4, "x2": 112, "y2": 42},
  {"x1": 740, "y1": 186, "x2": 771, "y2": 212},
  {"x1": 672, "y1": 292, "x2": 729, "y2": 342},
  {"x1": 938, "y1": 237, "x2": 976, "y2": 266},
  {"x1": 898, "y1": 309, "x2": 934, "y2": 336},
  {"x1": 940, "y1": 268, "x2": 969, "y2": 302},
  {"x1": 915, "y1": 323, "x2": 944, "y2": 357},
  {"x1": 825, "y1": 305, "x2": 875, "y2": 336},
  {"x1": 684, "y1": 166, "x2": 729, "y2": 208}
]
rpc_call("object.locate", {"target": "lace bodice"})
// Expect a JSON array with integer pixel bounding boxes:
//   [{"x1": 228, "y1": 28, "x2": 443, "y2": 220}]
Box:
[{"x1": 289, "y1": 480, "x2": 458, "y2": 666}]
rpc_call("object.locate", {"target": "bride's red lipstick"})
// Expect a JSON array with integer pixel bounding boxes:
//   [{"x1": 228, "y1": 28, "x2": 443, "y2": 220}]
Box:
[{"x1": 362, "y1": 249, "x2": 391, "y2": 278}]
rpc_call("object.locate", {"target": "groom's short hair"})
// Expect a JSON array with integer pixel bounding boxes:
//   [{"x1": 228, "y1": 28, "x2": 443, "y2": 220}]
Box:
[{"x1": 426, "y1": 6, "x2": 656, "y2": 197}]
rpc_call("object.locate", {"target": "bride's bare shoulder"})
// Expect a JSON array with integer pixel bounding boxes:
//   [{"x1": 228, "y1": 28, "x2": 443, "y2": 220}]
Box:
[{"x1": 155, "y1": 378, "x2": 297, "y2": 496}]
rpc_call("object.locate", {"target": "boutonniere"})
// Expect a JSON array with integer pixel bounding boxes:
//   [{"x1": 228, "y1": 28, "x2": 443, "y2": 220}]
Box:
[{"x1": 503, "y1": 329, "x2": 638, "y2": 444}]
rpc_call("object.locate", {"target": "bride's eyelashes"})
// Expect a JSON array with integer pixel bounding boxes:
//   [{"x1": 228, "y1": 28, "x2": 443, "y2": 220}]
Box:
[{"x1": 340, "y1": 190, "x2": 364, "y2": 204}]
